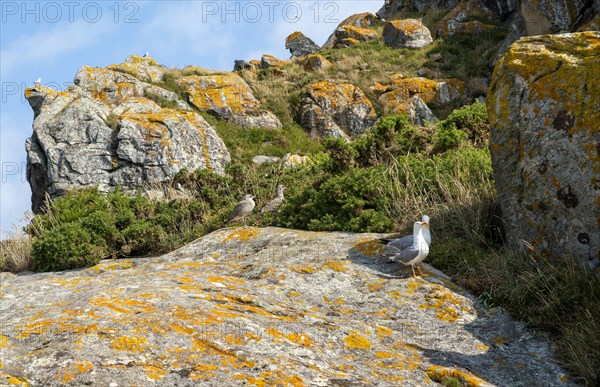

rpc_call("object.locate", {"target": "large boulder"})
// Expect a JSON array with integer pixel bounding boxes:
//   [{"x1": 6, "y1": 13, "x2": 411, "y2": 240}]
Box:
[
  {"x1": 0, "y1": 227, "x2": 569, "y2": 385},
  {"x1": 25, "y1": 77, "x2": 230, "y2": 213},
  {"x1": 487, "y1": 32, "x2": 600, "y2": 270},
  {"x1": 383, "y1": 19, "x2": 433, "y2": 49},
  {"x1": 379, "y1": 76, "x2": 466, "y2": 114},
  {"x1": 435, "y1": 1, "x2": 497, "y2": 37},
  {"x1": 177, "y1": 72, "x2": 282, "y2": 129},
  {"x1": 299, "y1": 54, "x2": 332, "y2": 71},
  {"x1": 322, "y1": 12, "x2": 379, "y2": 49},
  {"x1": 285, "y1": 32, "x2": 320, "y2": 57},
  {"x1": 300, "y1": 81, "x2": 377, "y2": 139}
]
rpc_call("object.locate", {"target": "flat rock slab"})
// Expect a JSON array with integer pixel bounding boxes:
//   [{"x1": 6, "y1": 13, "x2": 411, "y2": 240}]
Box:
[{"x1": 0, "y1": 227, "x2": 568, "y2": 386}]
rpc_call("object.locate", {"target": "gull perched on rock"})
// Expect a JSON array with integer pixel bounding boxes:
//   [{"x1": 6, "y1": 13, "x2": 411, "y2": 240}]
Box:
[
  {"x1": 34, "y1": 77, "x2": 41, "y2": 86},
  {"x1": 386, "y1": 219, "x2": 430, "y2": 277},
  {"x1": 143, "y1": 52, "x2": 149, "y2": 58},
  {"x1": 261, "y1": 185, "x2": 286, "y2": 213},
  {"x1": 226, "y1": 194, "x2": 255, "y2": 227},
  {"x1": 380, "y1": 215, "x2": 431, "y2": 251}
]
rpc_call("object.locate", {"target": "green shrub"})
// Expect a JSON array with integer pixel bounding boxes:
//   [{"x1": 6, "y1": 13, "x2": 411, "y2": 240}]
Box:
[
  {"x1": 32, "y1": 222, "x2": 106, "y2": 271},
  {"x1": 435, "y1": 102, "x2": 488, "y2": 152},
  {"x1": 279, "y1": 167, "x2": 394, "y2": 232}
]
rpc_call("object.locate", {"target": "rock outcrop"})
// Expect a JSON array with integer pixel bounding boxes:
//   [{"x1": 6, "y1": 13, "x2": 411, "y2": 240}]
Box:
[
  {"x1": 377, "y1": 0, "x2": 460, "y2": 19},
  {"x1": 379, "y1": 76, "x2": 466, "y2": 116},
  {"x1": 24, "y1": 56, "x2": 231, "y2": 213},
  {"x1": 322, "y1": 12, "x2": 379, "y2": 49},
  {"x1": 0, "y1": 228, "x2": 563, "y2": 386},
  {"x1": 0, "y1": 227, "x2": 568, "y2": 385},
  {"x1": 285, "y1": 32, "x2": 320, "y2": 57},
  {"x1": 178, "y1": 72, "x2": 282, "y2": 130},
  {"x1": 300, "y1": 81, "x2": 377, "y2": 139},
  {"x1": 383, "y1": 19, "x2": 433, "y2": 49},
  {"x1": 299, "y1": 54, "x2": 332, "y2": 71},
  {"x1": 487, "y1": 32, "x2": 600, "y2": 270}
]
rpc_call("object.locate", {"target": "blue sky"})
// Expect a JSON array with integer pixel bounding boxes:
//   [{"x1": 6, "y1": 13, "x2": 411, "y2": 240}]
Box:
[{"x1": 0, "y1": 0, "x2": 382, "y2": 236}]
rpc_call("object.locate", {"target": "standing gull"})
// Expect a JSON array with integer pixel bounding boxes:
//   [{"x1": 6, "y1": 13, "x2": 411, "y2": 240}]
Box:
[
  {"x1": 34, "y1": 77, "x2": 41, "y2": 86},
  {"x1": 387, "y1": 220, "x2": 430, "y2": 277},
  {"x1": 260, "y1": 185, "x2": 286, "y2": 213},
  {"x1": 225, "y1": 194, "x2": 255, "y2": 227},
  {"x1": 380, "y1": 215, "x2": 431, "y2": 252},
  {"x1": 143, "y1": 52, "x2": 149, "y2": 58}
]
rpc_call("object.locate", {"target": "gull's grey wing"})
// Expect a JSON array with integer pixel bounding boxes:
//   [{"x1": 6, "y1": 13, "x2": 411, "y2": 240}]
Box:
[
  {"x1": 228, "y1": 200, "x2": 253, "y2": 222},
  {"x1": 389, "y1": 245, "x2": 420, "y2": 264},
  {"x1": 260, "y1": 197, "x2": 283, "y2": 213},
  {"x1": 388, "y1": 235, "x2": 414, "y2": 250}
]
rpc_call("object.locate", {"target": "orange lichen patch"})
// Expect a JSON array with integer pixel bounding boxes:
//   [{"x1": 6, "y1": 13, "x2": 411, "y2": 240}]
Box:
[
  {"x1": 419, "y1": 285, "x2": 464, "y2": 323},
  {"x1": 353, "y1": 239, "x2": 385, "y2": 257},
  {"x1": 368, "y1": 281, "x2": 384, "y2": 291},
  {"x1": 16, "y1": 318, "x2": 54, "y2": 338},
  {"x1": 426, "y1": 365, "x2": 487, "y2": 387},
  {"x1": 344, "y1": 330, "x2": 372, "y2": 350},
  {"x1": 376, "y1": 326, "x2": 393, "y2": 340},
  {"x1": 340, "y1": 25, "x2": 378, "y2": 41},
  {"x1": 476, "y1": 343, "x2": 489, "y2": 351},
  {"x1": 306, "y1": 81, "x2": 375, "y2": 116},
  {"x1": 145, "y1": 365, "x2": 168, "y2": 380},
  {"x1": 290, "y1": 265, "x2": 318, "y2": 274},
  {"x1": 206, "y1": 275, "x2": 247, "y2": 286},
  {"x1": 58, "y1": 361, "x2": 94, "y2": 383},
  {"x1": 493, "y1": 336, "x2": 508, "y2": 345},
  {"x1": 287, "y1": 291, "x2": 301, "y2": 297},
  {"x1": 388, "y1": 19, "x2": 425, "y2": 36},
  {"x1": 89, "y1": 296, "x2": 155, "y2": 314},
  {"x1": 170, "y1": 322, "x2": 194, "y2": 335},
  {"x1": 2, "y1": 373, "x2": 31, "y2": 386},
  {"x1": 111, "y1": 335, "x2": 147, "y2": 352},
  {"x1": 0, "y1": 335, "x2": 10, "y2": 348},
  {"x1": 267, "y1": 328, "x2": 315, "y2": 347},
  {"x1": 285, "y1": 31, "x2": 303, "y2": 45},
  {"x1": 222, "y1": 228, "x2": 260, "y2": 242},
  {"x1": 388, "y1": 77, "x2": 440, "y2": 104},
  {"x1": 406, "y1": 279, "x2": 422, "y2": 294},
  {"x1": 89, "y1": 259, "x2": 134, "y2": 273},
  {"x1": 322, "y1": 260, "x2": 350, "y2": 272}
]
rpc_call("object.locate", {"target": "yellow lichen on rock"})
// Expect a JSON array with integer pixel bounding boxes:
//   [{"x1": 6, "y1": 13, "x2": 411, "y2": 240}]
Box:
[{"x1": 426, "y1": 365, "x2": 488, "y2": 387}]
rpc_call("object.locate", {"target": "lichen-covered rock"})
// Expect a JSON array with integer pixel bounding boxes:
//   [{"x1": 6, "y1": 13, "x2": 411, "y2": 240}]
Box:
[
  {"x1": 260, "y1": 54, "x2": 287, "y2": 69},
  {"x1": 322, "y1": 12, "x2": 379, "y2": 49},
  {"x1": 387, "y1": 95, "x2": 438, "y2": 126},
  {"x1": 333, "y1": 25, "x2": 379, "y2": 47},
  {"x1": 383, "y1": 19, "x2": 433, "y2": 49},
  {"x1": 487, "y1": 32, "x2": 600, "y2": 270},
  {"x1": 379, "y1": 76, "x2": 466, "y2": 114},
  {"x1": 300, "y1": 81, "x2": 377, "y2": 139},
  {"x1": 299, "y1": 54, "x2": 332, "y2": 71},
  {"x1": 24, "y1": 81, "x2": 230, "y2": 213},
  {"x1": 285, "y1": 32, "x2": 320, "y2": 57},
  {"x1": 377, "y1": 0, "x2": 460, "y2": 19},
  {"x1": 107, "y1": 55, "x2": 165, "y2": 83},
  {"x1": 0, "y1": 227, "x2": 569, "y2": 386},
  {"x1": 177, "y1": 73, "x2": 282, "y2": 129},
  {"x1": 435, "y1": 0, "x2": 496, "y2": 37},
  {"x1": 282, "y1": 153, "x2": 309, "y2": 168}
]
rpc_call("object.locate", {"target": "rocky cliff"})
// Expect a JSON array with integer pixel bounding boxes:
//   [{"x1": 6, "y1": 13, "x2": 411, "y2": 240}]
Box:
[
  {"x1": 487, "y1": 31, "x2": 600, "y2": 270},
  {"x1": 0, "y1": 227, "x2": 568, "y2": 386},
  {"x1": 25, "y1": 56, "x2": 233, "y2": 213}
]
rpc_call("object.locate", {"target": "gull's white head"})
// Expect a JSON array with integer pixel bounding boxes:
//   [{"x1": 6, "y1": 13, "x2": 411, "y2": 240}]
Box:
[
  {"x1": 421, "y1": 215, "x2": 430, "y2": 226},
  {"x1": 244, "y1": 194, "x2": 255, "y2": 201}
]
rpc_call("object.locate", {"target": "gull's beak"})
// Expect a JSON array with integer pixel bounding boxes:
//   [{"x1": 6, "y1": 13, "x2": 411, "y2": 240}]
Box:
[{"x1": 422, "y1": 221, "x2": 429, "y2": 227}]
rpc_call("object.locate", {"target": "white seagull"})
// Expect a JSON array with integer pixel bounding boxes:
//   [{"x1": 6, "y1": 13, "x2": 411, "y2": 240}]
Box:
[
  {"x1": 387, "y1": 219, "x2": 430, "y2": 277},
  {"x1": 225, "y1": 194, "x2": 255, "y2": 227},
  {"x1": 143, "y1": 52, "x2": 149, "y2": 58},
  {"x1": 380, "y1": 215, "x2": 431, "y2": 252},
  {"x1": 34, "y1": 77, "x2": 41, "y2": 86}
]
